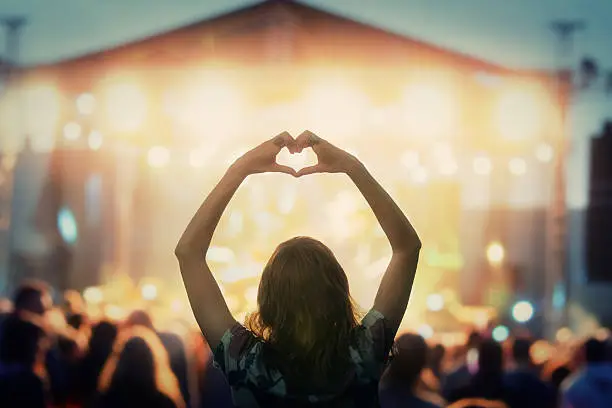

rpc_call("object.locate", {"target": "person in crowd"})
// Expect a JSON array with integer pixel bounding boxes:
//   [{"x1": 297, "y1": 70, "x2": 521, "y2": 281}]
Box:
[
  {"x1": 159, "y1": 332, "x2": 191, "y2": 408},
  {"x1": 442, "y1": 331, "x2": 482, "y2": 400},
  {"x1": 192, "y1": 333, "x2": 233, "y2": 408},
  {"x1": 11, "y1": 280, "x2": 53, "y2": 317},
  {"x1": 96, "y1": 326, "x2": 185, "y2": 408},
  {"x1": 560, "y1": 337, "x2": 612, "y2": 408},
  {"x1": 503, "y1": 338, "x2": 555, "y2": 408},
  {"x1": 77, "y1": 321, "x2": 119, "y2": 407},
  {"x1": 175, "y1": 131, "x2": 421, "y2": 407},
  {"x1": 0, "y1": 314, "x2": 49, "y2": 407},
  {"x1": 447, "y1": 339, "x2": 514, "y2": 406},
  {"x1": 379, "y1": 333, "x2": 442, "y2": 408},
  {"x1": 421, "y1": 344, "x2": 446, "y2": 394},
  {"x1": 124, "y1": 309, "x2": 155, "y2": 330}
]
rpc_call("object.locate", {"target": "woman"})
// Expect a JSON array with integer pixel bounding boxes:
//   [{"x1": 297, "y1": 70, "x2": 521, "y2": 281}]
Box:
[
  {"x1": 176, "y1": 131, "x2": 421, "y2": 407},
  {"x1": 96, "y1": 327, "x2": 185, "y2": 408}
]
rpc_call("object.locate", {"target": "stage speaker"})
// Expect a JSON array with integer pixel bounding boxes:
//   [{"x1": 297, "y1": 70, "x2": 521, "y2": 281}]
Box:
[{"x1": 586, "y1": 121, "x2": 612, "y2": 282}]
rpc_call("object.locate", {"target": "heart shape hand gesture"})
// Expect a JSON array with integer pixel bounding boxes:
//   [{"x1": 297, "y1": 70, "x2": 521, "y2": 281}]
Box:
[{"x1": 233, "y1": 130, "x2": 357, "y2": 178}]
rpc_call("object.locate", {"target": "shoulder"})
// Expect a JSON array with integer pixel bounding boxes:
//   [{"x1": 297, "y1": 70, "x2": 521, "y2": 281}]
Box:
[{"x1": 350, "y1": 309, "x2": 394, "y2": 381}]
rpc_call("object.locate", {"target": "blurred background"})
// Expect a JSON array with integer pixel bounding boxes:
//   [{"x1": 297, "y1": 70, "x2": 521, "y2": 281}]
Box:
[{"x1": 0, "y1": 0, "x2": 611, "y2": 345}]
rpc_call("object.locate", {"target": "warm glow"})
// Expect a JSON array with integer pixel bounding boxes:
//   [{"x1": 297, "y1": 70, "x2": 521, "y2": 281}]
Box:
[
  {"x1": 83, "y1": 287, "x2": 103, "y2": 305},
  {"x1": 556, "y1": 327, "x2": 572, "y2": 343},
  {"x1": 411, "y1": 167, "x2": 429, "y2": 184},
  {"x1": 508, "y1": 157, "x2": 527, "y2": 176},
  {"x1": 473, "y1": 155, "x2": 492, "y2": 175},
  {"x1": 417, "y1": 324, "x2": 434, "y2": 339},
  {"x1": 530, "y1": 340, "x2": 552, "y2": 365},
  {"x1": 402, "y1": 82, "x2": 458, "y2": 138},
  {"x1": 400, "y1": 150, "x2": 420, "y2": 170},
  {"x1": 88, "y1": 130, "x2": 103, "y2": 150},
  {"x1": 63, "y1": 122, "x2": 82, "y2": 141},
  {"x1": 535, "y1": 142, "x2": 554, "y2": 163},
  {"x1": 426, "y1": 293, "x2": 445, "y2": 311},
  {"x1": 147, "y1": 146, "x2": 170, "y2": 168},
  {"x1": 141, "y1": 283, "x2": 158, "y2": 301},
  {"x1": 105, "y1": 305, "x2": 127, "y2": 321},
  {"x1": 495, "y1": 90, "x2": 542, "y2": 140},
  {"x1": 77, "y1": 93, "x2": 96, "y2": 115},
  {"x1": 105, "y1": 82, "x2": 147, "y2": 132},
  {"x1": 486, "y1": 242, "x2": 505, "y2": 265}
]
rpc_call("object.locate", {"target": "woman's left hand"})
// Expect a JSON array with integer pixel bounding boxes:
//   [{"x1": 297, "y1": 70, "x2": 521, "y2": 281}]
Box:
[{"x1": 232, "y1": 132, "x2": 298, "y2": 177}]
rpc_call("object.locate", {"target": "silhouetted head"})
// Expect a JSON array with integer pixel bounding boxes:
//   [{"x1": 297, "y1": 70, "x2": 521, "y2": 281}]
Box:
[
  {"x1": 99, "y1": 327, "x2": 184, "y2": 407},
  {"x1": 428, "y1": 343, "x2": 446, "y2": 372},
  {"x1": 125, "y1": 309, "x2": 155, "y2": 330},
  {"x1": 466, "y1": 330, "x2": 483, "y2": 350},
  {"x1": 584, "y1": 337, "x2": 606, "y2": 364},
  {"x1": 477, "y1": 339, "x2": 504, "y2": 376},
  {"x1": 512, "y1": 337, "x2": 533, "y2": 365},
  {"x1": 0, "y1": 314, "x2": 46, "y2": 367},
  {"x1": 386, "y1": 333, "x2": 429, "y2": 387},
  {"x1": 13, "y1": 280, "x2": 52, "y2": 316},
  {"x1": 88, "y1": 321, "x2": 119, "y2": 360},
  {"x1": 246, "y1": 236, "x2": 359, "y2": 387}
]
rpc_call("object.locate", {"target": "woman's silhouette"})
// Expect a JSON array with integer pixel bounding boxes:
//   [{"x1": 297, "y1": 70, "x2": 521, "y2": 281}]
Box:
[{"x1": 176, "y1": 131, "x2": 421, "y2": 407}]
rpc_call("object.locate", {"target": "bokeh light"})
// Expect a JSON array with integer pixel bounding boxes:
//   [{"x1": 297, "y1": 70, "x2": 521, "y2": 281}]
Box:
[
  {"x1": 512, "y1": 300, "x2": 534, "y2": 323},
  {"x1": 83, "y1": 287, "x2": 103, "y2": 305},
  {"x1": 57, "y1": 207, "x2": 78, "y2": 245},
  {"x1": 486, "y1": 241, "x2": 505, "y2": 266},
  {"x1": 141, "y1": 283, "x2": 158, "y2": 301},
  {"x1": 508, "y1": 157, "x2": 527, "y2": 175},
  {"x1": 77, "y1": 93, "x2": 96, "y2": 115},
  {"x1": 88, "y1": 130, "x2": 103, "y2": 150},
  {"x1": 426, "y1": 293, "x2": 445, "y2": 312},
  {"x1": 147, "y1": 146, "x2": 170, "y2": 168},
  {"x1": 417, "y1": 324, "x2": 434, "y2": 339},
  {"x1": 473, "y1": 155, "x2": 492, "y2": 175},
  {"x1": 535, "y1": 142, "x2": 554, "y2": 163},
  {"x1": 492, "y1": 325, "x2": 510, "y2": 342},
  {"x1": 556, "y1": 327, "x2": 572, "y2": 343},
  {"x1": 63, "y1": 122, "x2": 82, "y2": 141}
]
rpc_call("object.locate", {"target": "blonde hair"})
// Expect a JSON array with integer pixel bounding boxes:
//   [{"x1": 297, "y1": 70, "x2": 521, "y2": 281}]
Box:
[{"x1": 98, "y1": 326, "x2": 185, "y2": 408}]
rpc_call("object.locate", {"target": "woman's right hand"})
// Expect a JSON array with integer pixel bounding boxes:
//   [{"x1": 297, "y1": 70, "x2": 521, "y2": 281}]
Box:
[{"x1": 293, "y1": 130, "x2": 359, "y2": 176}]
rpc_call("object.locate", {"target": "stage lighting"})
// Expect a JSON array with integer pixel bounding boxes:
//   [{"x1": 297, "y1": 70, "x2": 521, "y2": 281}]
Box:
[
  {"x1": 473, "y1": 156, "x2": 492, "y2": 175},
  {"x1": 83, "y1": 286, "x2": 103, "y2": 305},
  {"x1": 535, "y1": 142, "x2": 554, "y2": 163},
  {"x1": 417, "y1": 324, "x2": 434, "y2": 339},
  {"x1": 147, "y1": 146, "x2": 170, "y2": 168},
  {"x1": 556, "y1": 327, "x2": 572, "y2": 343},
  {"x1": 105, "y1": 82, "x2": 147, "y2": 132},
  {"x1": 63, "y1": 122, "x2": 82, "y2": 141},
  {"x1": 402, "y1": 83, "x2": 457, "y2": 138},
  {"x1": 76, "y1": 93, "x2": 96, "y2": 115},
  {"x1": 511, "y1": 300, "x2": 534, "y2": 323},
  {"x1": 508, "y1": 157, "x2": 527, "y2": 175},
  {"x1": 426, "y1": 293, "x2": 445, "y2": 311},
  {"x1": 495, "y1": 90, "x2": 542, "y2": 140},
  {"x1": 141, "y1": 283, "x2": 158, "y2": 301},
  {"x1": 57, "y1": 206, "x2": 78, "y2": 245},
  {"x1": 486, "y1": 242, "x2": 505, "y2": 266},
  {"x1": 88, "y1": 130, "x2": 103, "y2": 150},
  {"x1": 492, "y1": 325, "x2": 510, "y2": 342}
]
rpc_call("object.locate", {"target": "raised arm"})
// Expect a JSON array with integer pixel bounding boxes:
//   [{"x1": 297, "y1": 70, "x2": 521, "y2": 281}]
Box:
[
  {"x1": 295, "y1": 131, "x2": 421, "y2": 332},
  {"x1": 175, "y1": 133, "x2": 296, "y2": 347}
]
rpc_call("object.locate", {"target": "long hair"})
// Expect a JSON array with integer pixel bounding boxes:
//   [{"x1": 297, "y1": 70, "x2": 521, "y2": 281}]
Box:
[
  {"x1": 245, "y1": 236, "x2": 360, "y2": 390},
  {"x1": 98, "y1": 327, "x2": 185, "y2": 408}
]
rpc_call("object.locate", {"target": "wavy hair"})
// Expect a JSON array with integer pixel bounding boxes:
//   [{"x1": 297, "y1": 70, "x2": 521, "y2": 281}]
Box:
[{"x1": 245, "y1": 236, "x2": 360, "y2": 390}]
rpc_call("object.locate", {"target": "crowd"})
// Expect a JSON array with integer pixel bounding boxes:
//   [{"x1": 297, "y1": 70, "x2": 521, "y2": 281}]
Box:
[
  {"x1": 0, "y1": 280, "x2": 610, "y2": 408},
  {"x1": 1, "y1": 132, "x2": 612, "y2": 407}
]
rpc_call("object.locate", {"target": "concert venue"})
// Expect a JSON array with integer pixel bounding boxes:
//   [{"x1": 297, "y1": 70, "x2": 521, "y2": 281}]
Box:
[{"x1": 0, "y1": 0, "x2": 577, "y2": 343}]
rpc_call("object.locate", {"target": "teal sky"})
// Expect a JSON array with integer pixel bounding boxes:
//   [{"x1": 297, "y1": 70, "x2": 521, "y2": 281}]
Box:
[{"x1": 0, "y1": 0, "x2": 610, "y2": 69}]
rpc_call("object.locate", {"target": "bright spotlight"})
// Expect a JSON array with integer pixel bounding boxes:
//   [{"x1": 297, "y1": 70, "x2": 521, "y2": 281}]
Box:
[
  {"x1": 417, "y1": 324, "x2": 434, "y2": 339},
  {"x1": 512, "y1": 300, "x2": 534, "y2": 323},
  {"x1": 141, "y1": 283, "x2": 158, "y2": 301},
  {"x1": 63, "y1": 122, "x2": 82, "y2": 141},
  {"x1": 83, "y1": 287, "x2": 103, "y2": 305},
  {"x1": 486, "y1": 241, "x2": 505, "y2": 266},
  {"x1": 535, "y1": 142, "x2": 554, "y2": 163},
  {"x1": 88, "y1": 130, "x2": 103, "y2": 150},
  {"x1": 76, "y1": 93, "x2": 96, "y2": 115},
  {"x1": 492, "y1": 325, "x2": 510, "y2": 342},
  {"x1": 473, "y1": 156, "x2": 492, "y2": 175},
  {"x1": 147, "y1": 146, "x2": 170, "y2": 168},
  {"x1": 105, "y1": 82, "x2": 147, "y2": 132},
  {"x1": 495, "y1": 90, "x2": 542, "y2": 140},
  {"x1": 426, "y1": 293, "x2": 445, "y2": 311},
  {"x1": 508, "y1": 157, "x2": 527, "y2": 176}
]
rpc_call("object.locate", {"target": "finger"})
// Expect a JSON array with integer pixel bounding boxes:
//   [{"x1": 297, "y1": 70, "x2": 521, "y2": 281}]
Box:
[
  {"x1": 295, "y1": 130, "x2": 321, "y2": 152},
  {"x1": 271, "y1": 164, "x2": 297, "y2": 176},
  {"x1": 296, "y1": 165, "x2": 323, "y2": 177},
  {"x1": 272, "y1": 132, "x2": 295, "y2": 150}
]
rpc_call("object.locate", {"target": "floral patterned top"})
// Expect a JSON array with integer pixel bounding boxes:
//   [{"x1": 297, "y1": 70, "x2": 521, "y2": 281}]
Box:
[{"x1": 213, "y1": 309, "x2": 393, "y2": 408}]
